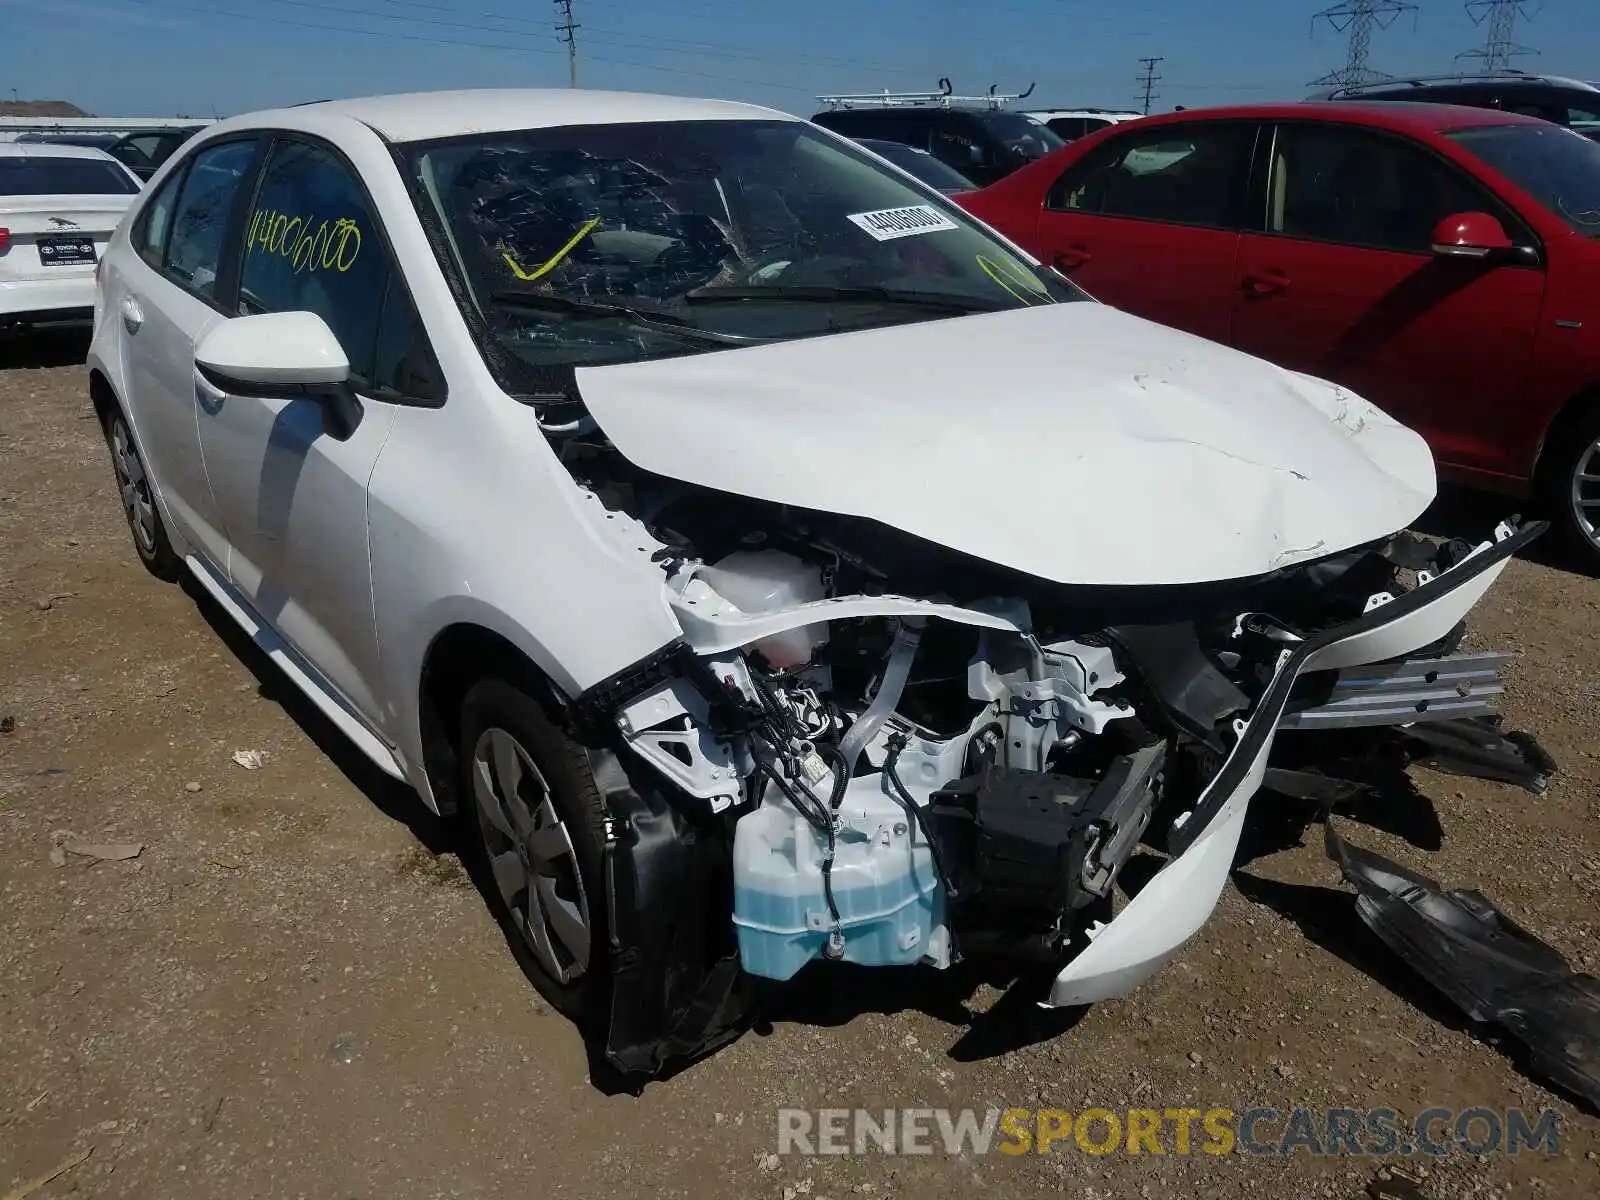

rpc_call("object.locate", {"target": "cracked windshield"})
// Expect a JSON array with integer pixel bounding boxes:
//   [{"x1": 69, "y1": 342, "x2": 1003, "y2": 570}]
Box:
[{"x1": 406, "y1": 119, "x2": 1081, "y2": 370}]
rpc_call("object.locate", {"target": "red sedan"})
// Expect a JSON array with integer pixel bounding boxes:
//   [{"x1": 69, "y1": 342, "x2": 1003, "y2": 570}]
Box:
[{"x1": 956, "y1": 102, "x2": 1600, "y2": 567}]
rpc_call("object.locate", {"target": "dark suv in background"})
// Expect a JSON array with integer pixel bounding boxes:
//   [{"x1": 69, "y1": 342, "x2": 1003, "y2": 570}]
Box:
[
  {"x1": 811, "y1": 105, "x2": 1063, "y2": 186},
  {"x1": 1313, "y1": 73, "x2": 1600, "y2": 140},
  {"x1": 16, "y1": 126, "x2": 205, "y2": 180}
]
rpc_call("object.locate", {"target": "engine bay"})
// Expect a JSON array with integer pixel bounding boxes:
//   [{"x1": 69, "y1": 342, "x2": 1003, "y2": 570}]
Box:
[{"x1": 553, "y1": 429, "x2": 1502, "y2": 986}]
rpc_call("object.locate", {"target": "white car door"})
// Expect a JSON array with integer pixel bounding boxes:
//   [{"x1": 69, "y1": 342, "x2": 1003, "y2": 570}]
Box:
[
  {"x1": 194, "y1": 134, "x2": 445, "y2": 728},
  {"x1": 114, "y1": 138, "x2": 259, "y2": 567}
]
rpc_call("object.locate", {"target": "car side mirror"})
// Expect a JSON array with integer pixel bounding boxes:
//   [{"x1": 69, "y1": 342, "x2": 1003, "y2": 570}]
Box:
[
  {"x1": 195, "y1": 311, "x2": 361, "y2": 439},
  {"x1": 1430, "y1": 211, "x2": 1516, "y2": 261}
]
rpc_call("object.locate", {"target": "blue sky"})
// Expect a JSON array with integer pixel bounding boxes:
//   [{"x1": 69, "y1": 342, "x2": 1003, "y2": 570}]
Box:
[{"x1": 2, "y1": 0, "x2": 1596, "y2": 119}]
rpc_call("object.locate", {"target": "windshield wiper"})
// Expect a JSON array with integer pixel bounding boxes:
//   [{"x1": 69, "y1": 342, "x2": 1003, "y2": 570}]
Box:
[
  {"x1": 489, "y1": 290, "x2": 767, "y2": 346},
  {"x1": 682, "y1": 284, "x2": 1018, "y2": 312}
]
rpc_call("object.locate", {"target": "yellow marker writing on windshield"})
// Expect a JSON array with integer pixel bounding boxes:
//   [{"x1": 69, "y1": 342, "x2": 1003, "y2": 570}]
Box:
[
  {"x1": 503, "y1": 217, "x2": 602, "y2": 283},
  {"x1": 976, "y1": 253, "x2": 1051, "y2": 306}
]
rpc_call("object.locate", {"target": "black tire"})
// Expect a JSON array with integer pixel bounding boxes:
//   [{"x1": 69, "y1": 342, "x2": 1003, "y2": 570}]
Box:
[
  {"x1": 102, "y1": 408, "x2": 180, "y2": 581},
  {"x1": 459, "y1": 678, "x2": 610, "y2": 1023},
  {"x1": 1537, "y1": 401, "x2": 1600, "y2": 576}
]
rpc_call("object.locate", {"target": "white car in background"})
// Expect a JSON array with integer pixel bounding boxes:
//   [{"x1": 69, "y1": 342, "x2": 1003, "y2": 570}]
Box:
[
  {"x1": 0, "y1": 143, "x2": 141, "y2": 328},
  {"x1": 87, "y1": 89, "x2": 1539, "y2": 1078},
  {"x1": 1023, "y1": 108, "x2": 1146, "y2": 141}
]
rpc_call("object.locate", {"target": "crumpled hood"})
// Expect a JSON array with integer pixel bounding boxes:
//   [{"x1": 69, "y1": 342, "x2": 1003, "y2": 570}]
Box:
[{"x1": 574, "y1": 302, "x2": 1436, "y2": 587}]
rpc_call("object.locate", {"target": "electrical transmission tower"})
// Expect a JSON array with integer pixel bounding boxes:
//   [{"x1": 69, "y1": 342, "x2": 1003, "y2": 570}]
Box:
[
  {"x1": 1458, "y1": 0, "x2": 1538, "y2": 72},
  {"x1": 1136, "y1": 57, "x2": 1164, "y2": 114},
  {"x1": 1309, "y1": 0, "x2": 1417, "y2": 88},
  {"x1": 554, "y1": 0, "x2": 579, "y2": 88}
]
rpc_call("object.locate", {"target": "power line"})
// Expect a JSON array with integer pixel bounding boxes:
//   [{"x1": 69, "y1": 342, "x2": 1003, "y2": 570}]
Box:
[
  {"x1": 554, "y1": 0, "x2": 578, "y2": 88},
  {"x1": 1136, "y1": 56, "x2": 1164, "y2": 114},
  {"x1": 1457, "y1": 0, "x2": 1539, "y2": 72},
  {"x1": 226, "y1": 0, "x2": 930, "y2": 80},
  {"x1": 114, "y1": 0, "x2": 821, "y2": 94},
  {"x1": 1309, "y1": 0, "x2": 1418, "y2": 87}
]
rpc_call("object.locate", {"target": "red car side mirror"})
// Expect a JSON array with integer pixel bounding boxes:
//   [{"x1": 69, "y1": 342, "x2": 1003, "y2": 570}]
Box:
[{"x1": 1431, "y1": 211, "x2": 1515, "y2": 260}]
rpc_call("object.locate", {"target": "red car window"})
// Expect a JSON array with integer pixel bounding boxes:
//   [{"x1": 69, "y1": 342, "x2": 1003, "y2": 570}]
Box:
[
  {"x1": 1044, "y1": 122, "x2": 1257, "y2": 230},
  {"x1": 1267, "y1": 124, "x2": 1503, "y2": 253}
]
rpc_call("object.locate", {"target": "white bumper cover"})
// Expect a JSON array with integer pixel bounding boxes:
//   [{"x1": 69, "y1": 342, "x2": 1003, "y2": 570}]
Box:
[
  {"x1": 1045, "y1": 521, "x2": 1537, "y2": 1007},
  {"x1": 0, "y1": 272, "x2": 97, "y2": 318}
]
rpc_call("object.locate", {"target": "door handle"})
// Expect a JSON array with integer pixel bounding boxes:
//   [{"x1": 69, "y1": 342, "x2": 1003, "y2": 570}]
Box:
[
  {"x1": 120, "y1": 296, "x2": 144, "y2": 334},
  {"x1": 1053, "y1": 245, "x2": 1092, "y2": 271},
  {"x1": 1242, "y1": 270, "x2": 1290, "y2": 297}
]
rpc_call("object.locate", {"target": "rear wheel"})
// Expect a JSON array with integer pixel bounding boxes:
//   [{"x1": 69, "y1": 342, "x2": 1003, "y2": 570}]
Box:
[
  {"x1": 103, "y1": 410, "x2": 179, "y2": 580},
  {"x1": 459, "y1": 678, "x2": 610, "y2": 1022},
  {"x1": 1540, "y1": 403, "x2": 1600, "y2": 575}
]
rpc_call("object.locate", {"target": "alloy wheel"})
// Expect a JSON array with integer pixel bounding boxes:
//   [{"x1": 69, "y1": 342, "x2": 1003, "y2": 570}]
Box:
[
  {"x1": 1570, "y1": 436, "x2": 1600, "y2": 553},
  {"x1": 470, "y1": 727, "x2": 592, "y2": 985},
  {"x1": 110, "y1": 417, "x2": 158, "y2": 554}
]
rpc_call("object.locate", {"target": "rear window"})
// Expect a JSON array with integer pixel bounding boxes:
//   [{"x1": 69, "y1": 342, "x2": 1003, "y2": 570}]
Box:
[{"x1": 0, "y1": 157, "x2": 139, "y2": 196}]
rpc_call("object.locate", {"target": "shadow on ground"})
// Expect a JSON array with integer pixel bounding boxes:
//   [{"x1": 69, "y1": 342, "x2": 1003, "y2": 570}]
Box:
[
  {"x1": 0, "y1": 324, "x2": 91, "y2": 371},
  {"x1": 178, "y1": 574, "x2": 454, "y2": 855}
]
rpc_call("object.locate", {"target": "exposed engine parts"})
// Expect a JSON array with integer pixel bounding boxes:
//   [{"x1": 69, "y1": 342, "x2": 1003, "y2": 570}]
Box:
[{"x1": 596, "y1": 516, "x2": 1537, "y2": 989}]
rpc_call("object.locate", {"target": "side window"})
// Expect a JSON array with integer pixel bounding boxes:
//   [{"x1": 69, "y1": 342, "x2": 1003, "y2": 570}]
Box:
[
  {"x1": 132, "y1": 172, "x2": 182, "y2": 268},
  {"x1": 874, "y1": 113, "x2": 931, "y2": 151},
  {"x1": 1565, "y1": 103, "x2": 1600, "y2": 137},
  {"x1": 166, "y1": 140, "x2": 256, "y2": 302},
  {"x1": 1045, "y1": 122, "x2": 1257, "y2": 230},
  {"x1": 238, "y1": 139, "x2": 441, "y2": 401},
  {"x1": 1047, "y1": 118, "x2": 1087, "y2": 141},
  {"x1": 1267, "y1": 124, "x2": 1497, "y2": 254}
]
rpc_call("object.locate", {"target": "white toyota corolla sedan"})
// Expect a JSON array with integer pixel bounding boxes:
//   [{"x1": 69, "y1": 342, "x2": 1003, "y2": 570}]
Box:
[
  {"x1": 89, "y1": 89, "x2": 1543, "y2": 1075},
  {"x1": 1, "y1": 142, "x2": 142, "y2": 328}
]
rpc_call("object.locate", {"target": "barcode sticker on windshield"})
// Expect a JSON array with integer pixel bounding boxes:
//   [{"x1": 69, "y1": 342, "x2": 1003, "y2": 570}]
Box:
[{"x1": 847, "y1": 205, "x2": 959, "y2": 242}]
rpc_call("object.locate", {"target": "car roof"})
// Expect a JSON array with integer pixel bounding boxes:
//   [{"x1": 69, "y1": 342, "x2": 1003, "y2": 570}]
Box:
[
  {"x1": 855, "y1": 138, "x2": 933, "y2": 155},
  {"x1": 1121, "y1": 100, "x2": 1550, "y2": 134},
  {"x1": 260, "y1": 88, "x2": 795, "y2": 143},
  {"x1": 1312, "y1": 73, "x2": 1600, "y2": 100},
  {"x1": 0, "y1": 141, "x2": 127, "y2": 163},
  {"x1": 1026, "y1": 109, "x2": 1143, "y2": 120}
]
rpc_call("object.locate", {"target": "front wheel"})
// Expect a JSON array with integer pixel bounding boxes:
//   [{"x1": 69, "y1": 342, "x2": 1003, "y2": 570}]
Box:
[
  {"x1": 459, "y1": 678, "x2": 610, "y2": 1022},
  {"x1": 1540, "y1": 404, "x2": 1600, "y2": 575}
]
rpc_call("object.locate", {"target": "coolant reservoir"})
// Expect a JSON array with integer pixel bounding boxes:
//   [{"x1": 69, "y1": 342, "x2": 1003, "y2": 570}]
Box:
[{"x1": 699, "y1": 550, "x2": 827, "y2": 669}]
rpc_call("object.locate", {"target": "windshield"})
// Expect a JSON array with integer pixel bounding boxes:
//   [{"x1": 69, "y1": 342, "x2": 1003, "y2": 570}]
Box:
[
  {"x1": 858, "y1": 140, "x2": 976, "y2": 193},
  {"x1": 404, "y1": 119, "x2": 1082, "y2": 377},
  {"x1": 980, "y1": 111, "x2": 1065, "y2": 160},
  {"x1": 0, "y1": 156, "x2": 138, "y2": 196},
  {"x1": 1448, "y1": 123, "x2": 1600, "y2": 236}
]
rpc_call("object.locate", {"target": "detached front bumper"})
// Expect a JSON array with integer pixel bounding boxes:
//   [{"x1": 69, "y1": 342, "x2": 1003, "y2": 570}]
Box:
[{"x1": 1045, "y1": 519, "x2": 1544, "y2": 1008}]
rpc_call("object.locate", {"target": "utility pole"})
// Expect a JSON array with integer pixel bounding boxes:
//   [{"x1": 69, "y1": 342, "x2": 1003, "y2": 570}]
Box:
[
  {"x1": 1458, "y1": 0, "x2": 1538, "y2": 72},
  {"x1": 1136, "y1": 57, "x2": 1164, "y2": 115},
  {"x1": 1309, "y1": 0, "x2": 1417, "y2": 88},
  {"x1": 554, "y1": 0, "x2": 579, "y2": 89}
]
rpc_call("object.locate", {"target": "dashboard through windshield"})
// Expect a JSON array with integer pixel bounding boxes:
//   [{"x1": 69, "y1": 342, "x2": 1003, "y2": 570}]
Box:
[{"x1": 402, "y1": 118, "x2": 1082, "y2": 378}]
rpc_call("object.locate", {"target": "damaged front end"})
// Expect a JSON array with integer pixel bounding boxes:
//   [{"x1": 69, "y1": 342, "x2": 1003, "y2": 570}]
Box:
[{"x1": 564, "y1": 440, "x2": 1549, "y2": 1073}]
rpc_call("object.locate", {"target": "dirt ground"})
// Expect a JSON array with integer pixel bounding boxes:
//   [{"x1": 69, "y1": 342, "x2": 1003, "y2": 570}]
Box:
[{"x1": 1, "y1": 327, "x2": 1597, "y2": 1200}]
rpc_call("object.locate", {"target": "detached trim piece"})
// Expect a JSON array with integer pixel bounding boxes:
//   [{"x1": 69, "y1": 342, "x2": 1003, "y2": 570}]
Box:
[
  {"x1": 1168, "y1": 519, "x2": 1546, "y2": 857},
  {"x1": 1326, "y1": 818, "x2": 1600, "y2": 1109}
]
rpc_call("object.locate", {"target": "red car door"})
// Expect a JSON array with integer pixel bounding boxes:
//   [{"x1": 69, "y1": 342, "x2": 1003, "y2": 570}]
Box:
[
  {"x1": 1030, "y1": 120, "x2": 1259, "y2": 342},
  {"x1": 1229, "y1": 121, "x2": 1546, "y2": 481}
]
